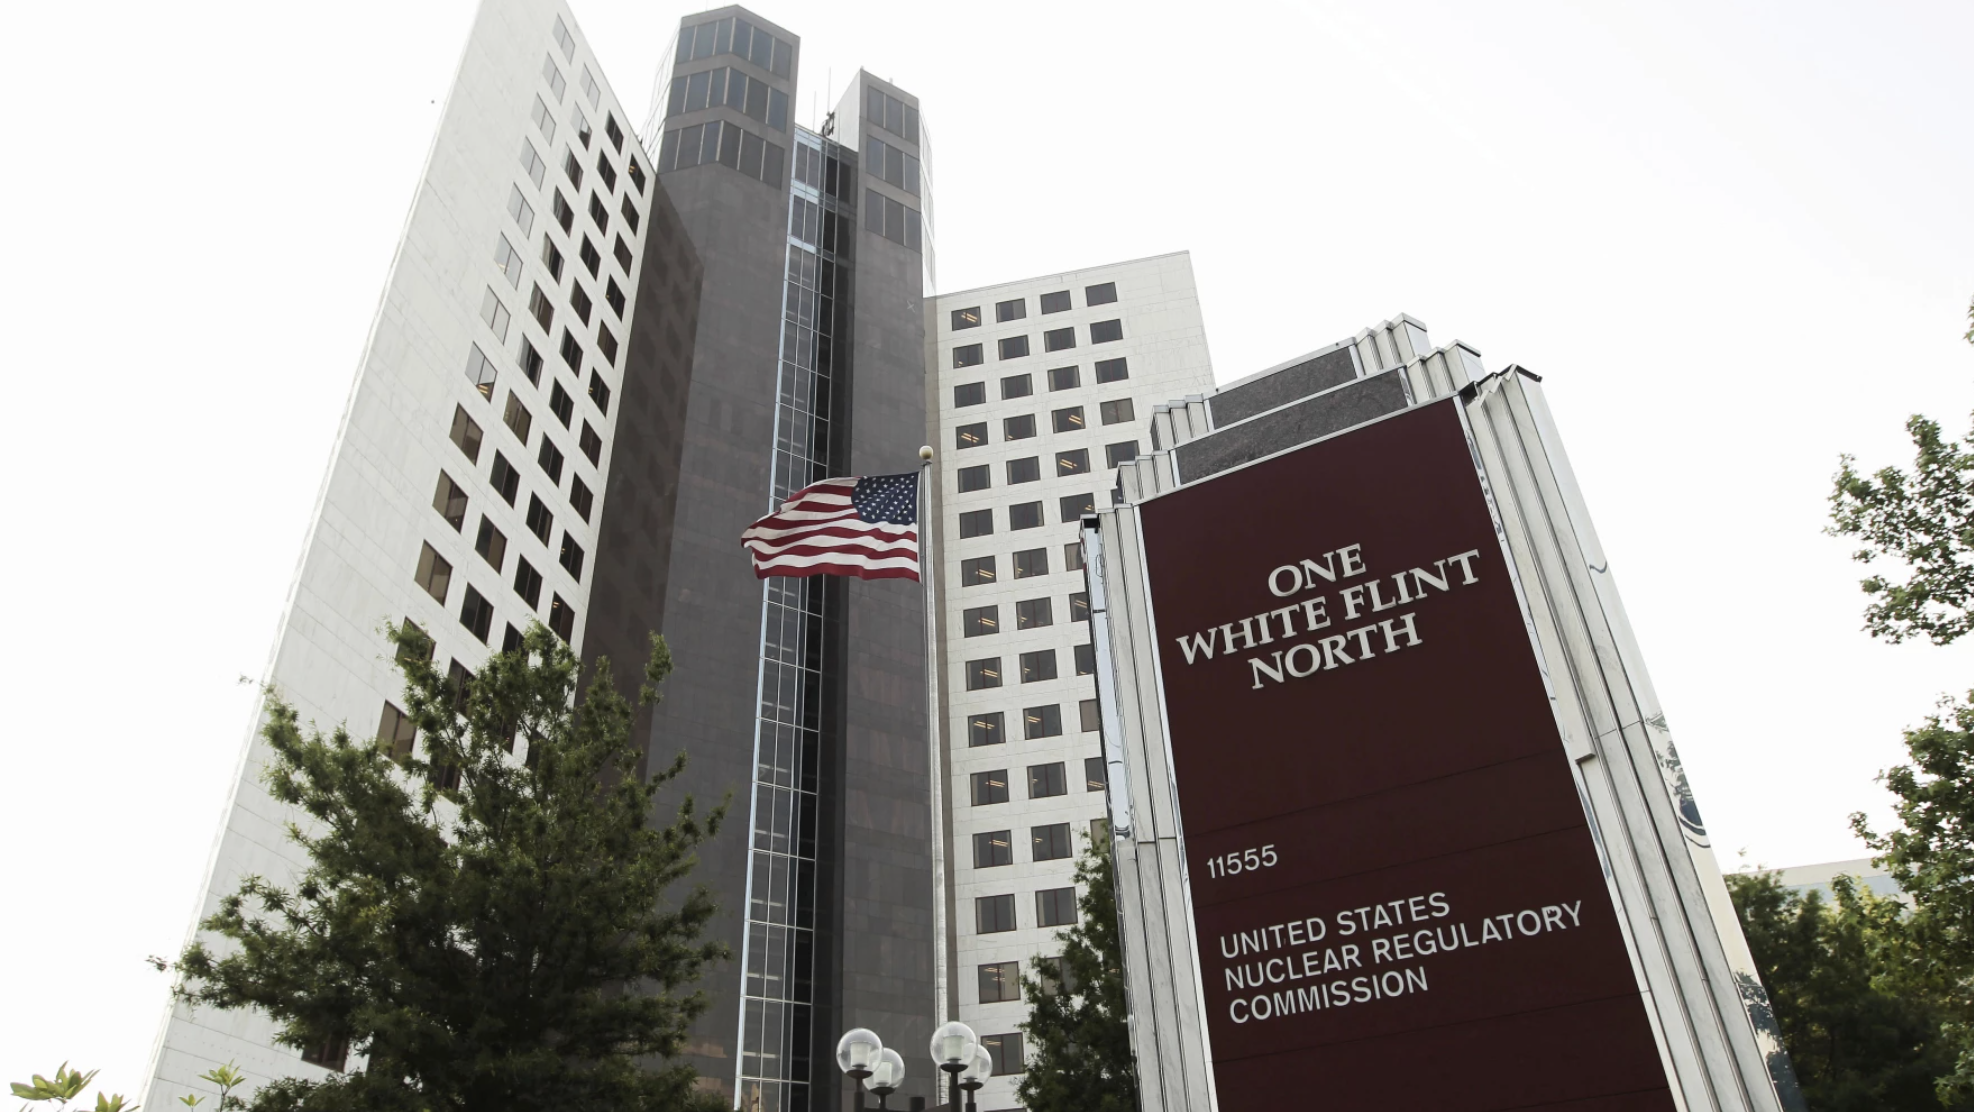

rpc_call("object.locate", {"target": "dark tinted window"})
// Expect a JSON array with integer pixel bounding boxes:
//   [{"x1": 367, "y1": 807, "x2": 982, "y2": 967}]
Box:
[
  {"x1": 1100, "y1": 397, "x2": 1135, "y2": 424},
  {"x1": 1037, "y1": 886, "x2": 1076, "y2": 926},
  {"x1": 974, "y1": 833, "x2": 1013, "y2": 870},
  {"x1": 1033, "y1": 822, "x2": 1073, "y2": 860},
  {"x1": 954, "y1": 382, "x2": 986, "y2": 407},
  {"x1": 1057, "y1": 449, "x2": 1090, "y2": 477},
  {"x1": 1090, "y1": 319, "x2": 1123, "y2": 344},
  {"x1": 1016, "y1": 597, "x2": 1053, "y2": 630},
  {"x1": 951, "y1": 306, "x2": 981, "y2": 330},
  {"x1": 1001, "y1": 373, "x2": 1033, "y2": 399},
  {"x1": 1020, "y1": 649, "x2": 1058, "y2": 683},
  {"x1": 1048, "y1": 365, "x2": 1080, "y2": 391},
  {"x1": 966, "y1": 657, "x2": 1002, "y2": 690},
  {"x1": 1044, "y1": 327, "x2": 1076, "y2": 352},
  {"x1": 977, "y1": 893, "x2": 1017, "y2": 932},
  {"x1": 971, "y1": 770, "x2": 1009, "y2": 806},
  {"x1": 1027, "y1": 762, "x2": 1067, "y2": 797},
  {"x1": 956, "y1": 422, "x2": 988, "y2": 449},
  {"x1": 957, "y1": 464, "x2": 990, "y2": 492},
  {"x1": 998, "y1": 335, "x2": 1030, "y2": 360},
  {"x1": 983, "y1": 1033, "x2": 1024, "y2": 1075},
  {"x1": 1004, "y1": 414, "x2": 1036, "y2": 441},
  {"x1": 1086, "y1": 756, "x2": 1107, "y2": 791},
  {"x1": 995, "y1": 298, "x2": 1026, "y2": 323},
  {"x1": 1023, "y1": 703, "x2": 1062, "y2": 739},
  {"x1": 962, "y1": 556, "x2": 997, "y2": 586},
  {"x1": 979, "y1": 958, "x2": 1020, "y2": 1001},
  {"x1": 1080, "y1": 698, "x2": 1100, "y2": 732},
  {"x1": 1105, "y1": 440, "x2": 1139, "y2": 468},
  {"x1": 1075, "y1": 643, "x2": 1096, "y2": 676},
  {"x1": 969, "y1": 711, "x2": 1004, "y2": 747},
  {"x1": 1007, "y1": 457, "x2": 1041, "y2": 484},
  {"x1": 1013, "y1": 548, "x2": 1049, "y2": 578},
  {"x1": 1040, "y1": 290, "x2": 1071, "y2": 314},
  {"x1": 1052, "y1": 406, "x2": 1085, "y2": 433},
  {"x1": 1095, "y1": 357, "x2": 1130, "y2": 383},
  {"x1": 1009, "y1": 501, "x2": 1043, "y2": 530},
  {"x1": 954, "y1": 343, "x2": 984, "y2": 368},
  {"x1": 1060, "y1": 492, "x2": 1094, "y2": 522},
  {"x1": 963, "y1": 605, "x2": 998, "y2": 637},
  {"x1": 1085, "y1": 282, "x2": 1118, "y2": 306},
  {"x1": 959, "y1": 509, "x2": 994, "y2": 538}
]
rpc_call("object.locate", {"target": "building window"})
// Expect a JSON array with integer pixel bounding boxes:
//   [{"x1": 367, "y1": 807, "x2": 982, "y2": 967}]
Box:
[
  {"x1": 465, "y1": 345, "x2": 497, "y2": 401},
  {"x1": 489, "y1": 453, "x2": 520, "y2": 505},
  {"x1": 520, "y1": 339, "x2": 544, "y2": 384},
  {"x1": 1009, "y1": 502, "x2": 1042, "y2": 530},
  {"x1": 1036, "y1": 887, "x2": 1077, "y2": 927},
  {"x1": 1023, "y1": 703, "x2": 1062, "y2": 739},
  {"x1": 559, "y1": 534, "x2": 584, "y2": 581},
  {"x1": 974, "y1": 834, "x2": 1013, "y2": 871},
  {"x1": 1080, "y1": 698, "x2": 1100, "y2": 733},
  {"x1": 1004, "y1": 415, "x2": 1036, "y2": 441},
  {"x1": 982, "y1": 1033, "x2": 1024, "y2": 1076},
  {"x1": 1040, "y1": 290, "x2": 1071, "y2": 314},
  {"x1": 1016, "y1": 598, "x2": 1053, "y2": 630},
  {"x1": 1000, "y1": 373, "x2": 1033, "y2": 400},
  {"x1": 954, "y1": 382, "x2": 986, "y2": 407},
  {"x1": 1060, "y1": 493, "x2": 1094, "y2": 523},
  {"x1": 1100, "y1": 397, "x2": 1135, "y2": 424},
  {"x1": 474, "y1": 517, "x2": 506, "y2": 570},
  {"x1": 538, "y1": 439, "x2": 565, "y2": 485},
  {"x1": 962, "y1": 556, "x2": 997, "y2": 586},
  {"x1": 1021, "y1": 649, "x2": 1058, "y2": 683},
  {"x1": 1056, "y1": 449, "x2": 1090, "y2": 478},
  {"x1": 954, "y1": 343, "x2": 984, "y2": 368},
  {"x1": 959, "y1": 509, "x2": 994, "y2": 539},
  {"x1": 614, "y1": 235, "x2": 634, "y2": 272},
  {"x1": 1091, "y1": 319, "x2": 1124, "y2": 344},
  {"x1": 956, "y1": 422, "x2": 987, "y2": 450},
  {"x1": 957, "y1": 464, "x2": 990, "y2": 492},
  {"x1": 1075, "y1": 643, "x2": 1096, "y2": 676},
  {"x1": 494, "y1": 235, "x2": 522, "y2": 288},
  {"x1": 508, "y1": 185, "x2": 535, "y2": 236},
  {"x1": 1037, "y1": 955, "x2": 1078, "y2": 997},
  {"x1": 995, "y1": 298, "x2": 1026, "y2": 323},
  {"x1": 951, "y1": 306, "x2": 981, "y2": 330},
  {"x1": 579, "y1": 422, "x2": 602, "y2": 464},
  {"x1": 605, "y1": 278, "x2": 626, "y2": 317},
  {"x1": 415, "y1": 542, "x2": 452, "y2": 603},
  {"x1": 1006, "y1": 457, "x2": 1041, "y2": 485},
  {"x1": 378, "y1": 701, "x2": 416, "y2": 762},
  {"x1": 968, "y1": 712, "x2": 1004, "y2": 747},
  {"x1": 1033, "y1": 822, "x2": 1073, "y2": 861},
  {"x1": 617, "y1": 195, "x2": 640, "y2": 234},
  {"x1": 998, "y1": 335, "x2": 1030, "y2": 360},
  {"x1": 503, "y1": 393, "x2": 532, "y2": 443},
  {"x1": 552, "y1": 16, "x2": 575, "y2": 59},
  {"x1": 1069, "y1": 592, "x2": 1090, "y2": 621},
  {"x1": 531, "y1": 95, "x2": 558, "y2": 144},
  {"x1": 971, "y1": 770, "x2": 1009, "y2": 806},
  {"x1": 520, "y1": 140, "x2": 547, "y2": 188},
  {"x1": 528, "y1": 284, "x2": 554, "y2": 332},
  {"x1": 549, "y1": 383, "x2": 574, "y2": 427},
  {"x1": 541, "y1": 238, "x2": 564, "y2": 282},
  {"x1": 526, "y1": 494, "x2": 553, "y2": 543},
  {"x1": 1028, "y1": 762, "x2": 1067, "y2": 798},
  {"x1": 300, "y1": 1034, "x2": 351, "y2": 1073},
  {"x1": 432, "y1": 472, "x2": 468, "y2": 531},
  {"x1": 963, "y1": 605, "x2": 998, "y2": 637},
  {"x1": 628, "y1": 156, "x2": 647, "y2": 194},
  {"x1": 514, "y1": 557, "x2": 543, "y2": 609},
  {"x1": 569, "y1": 476, "x2": 593, "y2": 522},
  {"x1": 1064, "y1": 543, "x2": 1084, "y2": 572},
  {"x1": 553, "y1": 191, "x2": 575, "y2": 233},
  {"x1": 460, "y1": 585, "x2": 494, "y2": 644},
  {"x1": 502, "y1": 620, "x2": 521, "y2": 653},
  {"x1": 596, "y1": 327, "x2": 618, "y2": 368},
  {"x1": 965, "y1": 657, "x2": 1002, "y2": 690},
  {"x1": 1052, "y1": 406, "x2": 1085, "y2": 433},
  {"x1": 979, "y1": 959, "x2": 1020, "y2": 1001},
  {"x1": 976, "y1": 894, "x2": 1017, "y2": 934},
  {"x1": 579, "y1": 237, "x2": 602, "y2": 276},
  {"x1": 1086, "y1": 756, "x2": 1107, "y2": 792},
  {"x1": 579, "y1": 64, "x2": 600, "y2": 105},
  {"x1": 560, "y1": 330, "x2": 584, "y2": 372},
  {"x1": 449, "y1": 406, "x2": 482, "y2": 463},
  {"x1": 1048, "y1": 366, "x2": 1080, "y2": 391},
  {"x1": 1085, "y1": 282, "x2": 1118, "y2": 306},
  {"x1": 588, "y1": 374, "x2": 611, "y2": 414},
  {"x1": 1044, "y1": 327, "x2": 1076, "y2": 353},
  {"x1": 1013, "y1": 548, "x2": 1049, "y2": 579},
  {"x1": 1105, "y1": 441, "x2": 1140, "y2": 468},
  {"x1": 548, "y1": 593, "x2": 575, "y2": 641},
  {"x1": 1095, "y1": 357, "x2": 1130, "y2": 384},
  {"x1": 588, "y1": 193, "x2": 609, "y2": 231}
]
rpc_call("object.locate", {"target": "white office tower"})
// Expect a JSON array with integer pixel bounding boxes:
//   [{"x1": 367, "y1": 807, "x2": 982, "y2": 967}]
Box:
[
  {"x1": 927, "y1": 253, "x2": 1215, "y2": 1109},
  {"x1": 141, "y1": 0, "x2": 697, "y2": 1103}
]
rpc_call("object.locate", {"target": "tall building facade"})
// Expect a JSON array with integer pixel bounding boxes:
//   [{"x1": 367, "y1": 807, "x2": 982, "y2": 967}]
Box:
[
  {"x1": 145, "y1": 4, "x2": 943, "y2": 1111},
  {"x1": 927, "y1": 254, "x2": 1214, "y2": 1111},
  {"x1": 142, "y1": 0, "x2": 701, "y2": 1102}
]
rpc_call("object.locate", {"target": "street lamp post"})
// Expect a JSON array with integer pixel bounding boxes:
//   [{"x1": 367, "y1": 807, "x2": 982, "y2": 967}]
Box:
[
  {"x1": 867, "y1": 1049, "x2": 906, "y2": 1111},
  {"x1": 929, "y1": 1021, "x2": 979, "y2": 1112},
  {"x1": 957, "y1": 1045, "x2": 992, "y2": 1112},
  {"x1": 836, "y1": 1028, "x2": 884, "y2": 1112}
]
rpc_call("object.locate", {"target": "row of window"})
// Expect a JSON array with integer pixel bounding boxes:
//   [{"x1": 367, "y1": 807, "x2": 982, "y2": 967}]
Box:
[
  {"x1": 979, "y1": 955, "x2": 1086, "y2": 1006},
  {"x1": 960, "y1": 592, "x2": 1090, "y2": 634},
  {"x1": 961, "y1": 645, "x2": 1096, "y2": 690},
  {"x1": 539, "y1": 50, "x2": 639, "y2": 174},
  {"x1": 972, "y1": 819, "x2": 1102, "y2": 869},
  {"x1": 414, "y1": 536, "x2": 576, "y2": 645},
  {"x1": 955, "y1": 391, "x2": 1134, "y2": 433},
  {"x1": 968, "y1": 761, "x2": 1104, "y2": 808},
  {"x1": 959, "y1": 494, "x2": 1098, "y2": 539},
  {"x1": 658, "y1": 118, "x2": 787, "y2": 189},
  {"x1": 954, "y1": 324, "x2": 1122, "y2": 368},
  {"x1": 864, "y1": 134, "x2": 921, "y2": 196},
  {"x1": 866, "y1": 85, "x2": 920, "y2": 145},
  {"x1": 865, "y1": 188, "x2": 923, "y2": 251},
  {"x1": 958, "y1": 422, "x2": 1137, "y2": 464},
  {"x1": 955, "y1": 361, "x2": 1133, "y2": 406},
  {"x1": 966, "y1": 700, "x2": 1101, "y2": 747},
  {"x1": 952, "y1": 283, "x2": 1117, "y2": 331},
  {"x1": 675, "y1": 13, "x2": 793, "y2": 79},
  {"x1": 959, "y1": 543, "x2": 1086, "y2": 587},
  {"x1": 976, "y1": 887, "x2": 1077, "y2": 933},
  {"x1": 664, "y1": 65, "x2": 791, "y2": 132}
]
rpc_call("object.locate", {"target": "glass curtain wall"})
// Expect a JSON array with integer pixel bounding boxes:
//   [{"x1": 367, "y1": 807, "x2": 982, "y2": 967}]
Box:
[{"x1": 738, "y1": 127, "x2": 855, "y2": 1112}]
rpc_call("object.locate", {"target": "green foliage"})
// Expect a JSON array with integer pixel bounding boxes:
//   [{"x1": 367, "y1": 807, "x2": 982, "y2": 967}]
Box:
[
  {"x1": 1829, "y1": 415, "x2": 1974, "y2": 645},
  {"x1": 1017, "y1": 837, "x2": 1137, "y2": 1112},
  {"x1": 9, "y1": 1063, "x2": 135, "y2": 1111},
  {"x1": 172, "y1": 624, "x2": 727, "y2": 1112},
  {"x1": 1726, "y1": 871, "x2": 1968, "y2": 1111},
  {"x1": 176, "y1": 1064, "x2": 247, "y2": 1110}
]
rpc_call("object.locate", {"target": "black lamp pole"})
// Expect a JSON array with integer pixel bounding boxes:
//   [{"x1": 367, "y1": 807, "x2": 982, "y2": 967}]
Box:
[
  {"x1": 959, "y1": 1075, "x2": 982, "y2": 1112},
  {"x1": 939, "y1": 1060, "x2": 964, "y2": 1112},
  {"x1": 845, "y1": 1066, "x2": 870, "y2": 1112}
]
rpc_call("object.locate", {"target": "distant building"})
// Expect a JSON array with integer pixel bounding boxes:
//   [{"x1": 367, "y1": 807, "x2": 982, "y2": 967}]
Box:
[{"x1": 1765, "y1": 858, "x2": 1903, "y2": 903}]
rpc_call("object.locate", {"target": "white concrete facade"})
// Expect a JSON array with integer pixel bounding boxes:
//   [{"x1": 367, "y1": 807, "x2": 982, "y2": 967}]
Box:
[
  {"x1": 142, "y1": 0, "x2": 660, "y2": 1103},
  {"x1": 928, "y1": 253, "x2": 1214, "y2": 1110}
]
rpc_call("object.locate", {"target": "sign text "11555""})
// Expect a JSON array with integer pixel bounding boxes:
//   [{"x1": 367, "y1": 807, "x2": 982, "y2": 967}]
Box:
[{"x1": 1204, "y1": 845, "x2": 1278, "y2": 879}]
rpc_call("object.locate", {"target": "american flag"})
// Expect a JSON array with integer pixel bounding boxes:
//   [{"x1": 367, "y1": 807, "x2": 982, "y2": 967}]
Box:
[{"x1": 740, "y1": 473, "x2": 921, "y2": 581}]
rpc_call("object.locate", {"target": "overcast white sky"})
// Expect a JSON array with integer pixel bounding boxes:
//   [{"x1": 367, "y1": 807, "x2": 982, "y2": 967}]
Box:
[{"x1": 2, "y1": 0, "x2": 1969, "y2": 1098}]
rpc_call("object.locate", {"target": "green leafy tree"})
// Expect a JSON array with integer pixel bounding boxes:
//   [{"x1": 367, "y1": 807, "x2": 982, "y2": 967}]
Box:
[
  {"x1": 1725, "y1": 872, "x2": 1967, "y2": 1111},
  {"x1": 1017, "y1": 837, "x2": 1137, "y2": 1112},
  {"x1": 172, "y1": 623, "x2": 727, "y2": 1112},
  {"x1": 10, "y1": 1063, "x2": 135, "y2": 1112}
]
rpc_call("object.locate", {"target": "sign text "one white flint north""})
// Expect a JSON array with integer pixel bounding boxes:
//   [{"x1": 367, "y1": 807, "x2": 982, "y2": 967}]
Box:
[{"x1": 1171, "y1": 544, "x2": 1485, "y2": 690}]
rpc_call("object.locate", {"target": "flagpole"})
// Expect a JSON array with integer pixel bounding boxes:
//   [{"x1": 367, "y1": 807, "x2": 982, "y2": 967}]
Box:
[{"x1": 918, "y1": 444, "x2": 951, "y2": 1026}]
